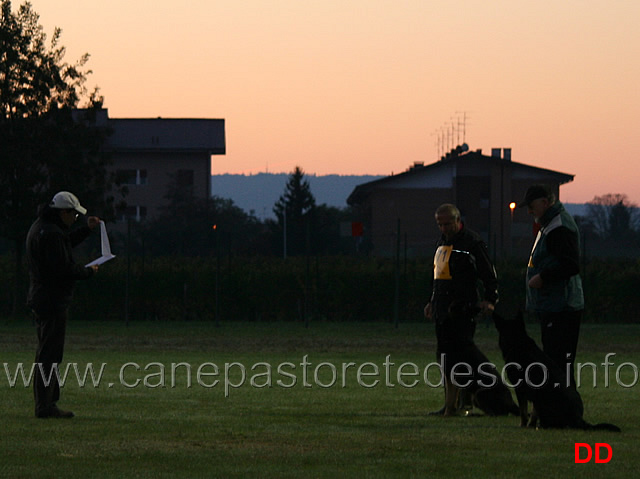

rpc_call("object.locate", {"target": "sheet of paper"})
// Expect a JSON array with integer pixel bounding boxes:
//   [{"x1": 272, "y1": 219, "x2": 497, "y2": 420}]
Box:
[{"x1": 85, "y1": 220, "x2": 116, "y2": 267}]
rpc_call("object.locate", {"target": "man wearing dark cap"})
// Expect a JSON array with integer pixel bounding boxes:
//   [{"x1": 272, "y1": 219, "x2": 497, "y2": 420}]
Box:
[
  {"x1": 519, "y1": 184, "x2": 584, "y2": 390},
  {"x1": 26, "y1": 191, "x2": 101, "y2": 418}
]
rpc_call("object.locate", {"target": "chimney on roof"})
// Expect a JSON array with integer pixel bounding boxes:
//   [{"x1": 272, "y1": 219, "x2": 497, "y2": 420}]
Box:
[{"x1": 490, "y1": 148, "x2": 512, "y2": 161}]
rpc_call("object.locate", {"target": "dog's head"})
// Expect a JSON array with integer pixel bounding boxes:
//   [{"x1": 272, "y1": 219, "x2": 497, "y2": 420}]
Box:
[
  {"x1": 493, "y1": 311, "x2": 531, "y2": 357},
  {"x1": 493, "y1": 310, "x2": 525, "y2": 331}
]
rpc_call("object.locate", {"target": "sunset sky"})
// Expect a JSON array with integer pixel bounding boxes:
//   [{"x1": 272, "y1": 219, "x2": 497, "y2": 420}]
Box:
[{"x1": 25, "y1": 0, "x2": 640, "y2": 204}]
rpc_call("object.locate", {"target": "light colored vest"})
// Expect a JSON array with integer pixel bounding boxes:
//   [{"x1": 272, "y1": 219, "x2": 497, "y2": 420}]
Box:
[{"x1": 526, "y1": 205, "x2": 584, "y2": 313}]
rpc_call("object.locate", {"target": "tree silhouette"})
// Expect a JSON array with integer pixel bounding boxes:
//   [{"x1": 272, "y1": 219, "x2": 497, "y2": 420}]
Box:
[
  {"x1": 126, "y1": 171, "x2": 266, "y2": 257},
  {"x1": 273, "y1": 166, "x2": 316, "y2": 256},
  {"x1": 586, "y1": 193, "x2": 639, "y2": 239},
  {"x1": 1, "y1": 0, "x2": 115, "y2": 314}
]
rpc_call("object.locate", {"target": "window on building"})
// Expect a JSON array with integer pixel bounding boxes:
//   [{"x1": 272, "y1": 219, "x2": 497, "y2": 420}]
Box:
[
  {"x1": 117, "y1": 169, "x2": 147, "y2": 185},
  {"x1": 118, "y1": 205, "x2": 147, "y2": 223}
]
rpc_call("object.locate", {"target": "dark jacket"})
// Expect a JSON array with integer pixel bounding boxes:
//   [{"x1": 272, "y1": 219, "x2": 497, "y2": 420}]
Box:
[
  {"x1": 430, "y1": 225, "x2": 498, "y2": 320},
  {"x1": 26, "y1": 206, "x2": 94, "y2": 313},
  {"x1": 526, "y1": 202, "x2": 584, "y2": 313}
]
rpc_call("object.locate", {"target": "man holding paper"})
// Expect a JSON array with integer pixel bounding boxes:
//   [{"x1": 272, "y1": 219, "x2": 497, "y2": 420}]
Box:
[{"x1": 26, "y1": 191, "x2": 101, "y2": 418}]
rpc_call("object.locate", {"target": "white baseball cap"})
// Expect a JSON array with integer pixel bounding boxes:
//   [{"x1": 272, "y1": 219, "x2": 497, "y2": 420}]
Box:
[{"x1": 50, "y1": 191, "x2": 87, "y2": 215}]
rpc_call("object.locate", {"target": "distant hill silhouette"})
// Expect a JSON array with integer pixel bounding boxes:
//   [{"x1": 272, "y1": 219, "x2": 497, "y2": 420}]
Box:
[
  {"x1": 211, "y1": 173, "x2": 590, "y2": 221},
  {"x1": 563, "y1": 203, "x2": 587, "y2": 217},
  {"x1": 211, "y1": 173, "x2": 383, "y2": 220}
]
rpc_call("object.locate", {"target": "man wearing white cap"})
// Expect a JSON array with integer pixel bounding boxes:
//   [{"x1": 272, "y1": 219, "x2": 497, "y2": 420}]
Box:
[{"x1": 26, "y1": 191, "x2": 101, "y2": 418}]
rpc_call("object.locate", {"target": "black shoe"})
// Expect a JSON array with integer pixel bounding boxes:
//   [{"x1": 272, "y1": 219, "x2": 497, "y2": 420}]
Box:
[{"x1": 36, "y1": 406, "x2": 74, "y2": 419}]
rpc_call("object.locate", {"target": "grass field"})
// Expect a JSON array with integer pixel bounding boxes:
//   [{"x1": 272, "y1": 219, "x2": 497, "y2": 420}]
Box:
[{"x1": 1, "y1": 318, "x2": 638, "y2": 478}]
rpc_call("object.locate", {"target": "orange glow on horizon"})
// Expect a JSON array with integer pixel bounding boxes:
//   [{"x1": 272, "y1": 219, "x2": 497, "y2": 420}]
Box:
[{"x1": 24, "y1": 0, "x2": 640, "y2": 204}]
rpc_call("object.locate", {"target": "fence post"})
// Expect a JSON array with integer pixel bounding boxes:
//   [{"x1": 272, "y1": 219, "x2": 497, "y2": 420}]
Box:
[{"x1": 394, "y1": 218, "x2": 401, "y2": 328}]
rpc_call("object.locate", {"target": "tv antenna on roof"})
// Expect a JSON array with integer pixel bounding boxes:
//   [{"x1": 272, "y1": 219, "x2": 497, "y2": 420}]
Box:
[
  {"x1": 433, "y1": 111, "x2": 471, "y2": 161},
  {"x1": 455, "y1": 111, "x2": 469, "y2": 144}
]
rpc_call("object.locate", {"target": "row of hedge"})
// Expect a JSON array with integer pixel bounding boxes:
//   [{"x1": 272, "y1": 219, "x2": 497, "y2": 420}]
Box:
[{"x1": 3, "y1": 255, "x2": 638, "y2": 323}]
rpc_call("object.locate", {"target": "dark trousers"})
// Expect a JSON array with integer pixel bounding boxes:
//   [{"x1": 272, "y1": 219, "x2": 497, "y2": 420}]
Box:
[
  {"x1": 33, "y1": 308, "x2": 68, "y2": 415},
  {"x1": 537, "y1": 310, "x2": 582, "y2": 389},
  {"x1": 433, "y1": 299, "x2": 477, "y2": 410},
  {"x1": 433, "y1": 297, "x2": 477, "y2": 358}
]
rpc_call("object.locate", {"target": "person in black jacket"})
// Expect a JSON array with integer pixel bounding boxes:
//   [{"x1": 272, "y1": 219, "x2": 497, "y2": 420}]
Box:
[
  {"x1": 424, "y1": 204, "x2": 498, "y2": 416},
  {"x1": 26, "y1": 191, "x2": 100, "y2": 419}
]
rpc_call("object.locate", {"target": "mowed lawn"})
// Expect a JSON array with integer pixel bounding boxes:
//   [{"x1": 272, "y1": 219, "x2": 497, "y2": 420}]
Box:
[{"x1": 1, "y1": 319, "x2": 638, "y2": 478}]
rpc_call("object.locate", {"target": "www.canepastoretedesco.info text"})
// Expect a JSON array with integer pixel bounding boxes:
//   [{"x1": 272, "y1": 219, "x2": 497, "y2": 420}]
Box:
[{"x1": 3, "y1": 353, "x2": 638, "y2": 397}]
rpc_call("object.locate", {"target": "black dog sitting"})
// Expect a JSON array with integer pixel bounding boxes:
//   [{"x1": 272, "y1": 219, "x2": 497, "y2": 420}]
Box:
[{"x1": 493, "y1": 311, "x2": 620, "y2": 432}]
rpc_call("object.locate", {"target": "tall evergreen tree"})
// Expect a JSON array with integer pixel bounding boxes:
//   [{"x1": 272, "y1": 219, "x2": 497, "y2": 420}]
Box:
[{"x1": 273, "y1": 166, "x2": 316, "y2": 256}]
